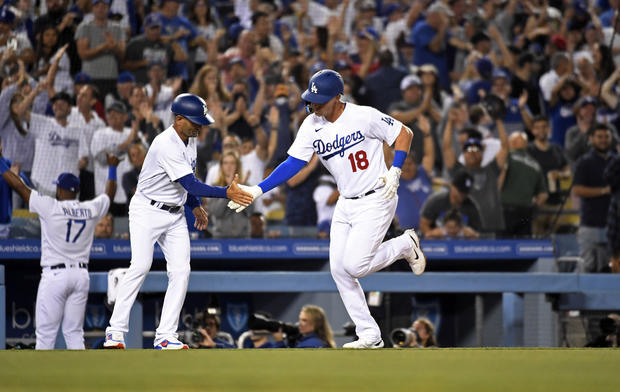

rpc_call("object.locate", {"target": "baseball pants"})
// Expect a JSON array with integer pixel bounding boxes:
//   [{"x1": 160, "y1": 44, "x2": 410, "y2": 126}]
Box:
[
  {"x1": 329, "y1": 192, "x2": 413, "y2": 342},
  {"x1": 107, "y1": 194, "x2": 191, "y2": 343},
  {"x1": 35, "y1": 265, "x2": 89, "y2": 350}
]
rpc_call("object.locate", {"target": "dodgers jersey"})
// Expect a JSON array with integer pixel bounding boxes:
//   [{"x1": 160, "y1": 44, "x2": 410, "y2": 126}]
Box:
[
  {"x1": 29, "y1": 192, "x2": 110, "y2": 267},
  {"x1": 136, "y1": 126, "x2": 197, "y2": 206},
  {"x1": 288, "y1": 103, "x2": 403, "y2": 198}
]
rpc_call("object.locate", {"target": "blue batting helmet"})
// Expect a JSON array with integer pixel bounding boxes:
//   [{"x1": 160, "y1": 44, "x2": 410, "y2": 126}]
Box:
[
  {"x1": 171, "y1": 93, "x2": 214, "y2": 125},
  {"x1": 301, "y1": 69, "x2": 344, "y2": 104}
]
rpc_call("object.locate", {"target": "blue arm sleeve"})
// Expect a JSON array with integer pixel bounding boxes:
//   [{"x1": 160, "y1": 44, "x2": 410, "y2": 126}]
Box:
[
  {"x1": 177, "y1": 173, "x2": 228, "y2": 199},
  {"x1": 184, "y1": 193, "x2": 201, "y2": 209},
  {"x1": 258, "y1": 156, "x2": 307, "y2": 193}
]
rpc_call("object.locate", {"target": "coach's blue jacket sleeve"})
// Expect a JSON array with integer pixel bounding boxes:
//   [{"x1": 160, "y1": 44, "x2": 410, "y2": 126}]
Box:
[
  {"x1": 184, "y1": 193, "x2": 201, "y2": 209},
  {"x1": 258, "y1": 156, "x2": 307, "y2": 193},
  {"x1": 177, "y1": 174, "x2": 228, "y2": 199}
]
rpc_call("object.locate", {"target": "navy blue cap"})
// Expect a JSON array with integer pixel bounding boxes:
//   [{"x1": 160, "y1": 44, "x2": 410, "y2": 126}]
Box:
[
  {"x1": 117, "y1": 71, "x2": 135, "y2": 83},
  {"x1": 464, "y1": 138, "x2": 483, "y2": 150},
  {"x1": 54, "y1": 173, "x2": 80, "y2": 193},
  {"x1": 92, "y1": 0, "x2": 111, "y2": 5},
  {"x1": 0, "y1": 6, "x2": 15, "y2": 24},
  {"x1": 144, "y1": 12, "x2": 162, "y2": 28},
  {"x1": 492, "y1": 69, "x2": 511, "y2": 81},
  {"x1": 74, "y1": 72, "x2": 91, "y2": 84},
  {"x1": 575, "y1": 96, "x2": 597, "y2": 109},
  {"x1": 475, "y1": 58, "x2": 494, "y2": 79}
]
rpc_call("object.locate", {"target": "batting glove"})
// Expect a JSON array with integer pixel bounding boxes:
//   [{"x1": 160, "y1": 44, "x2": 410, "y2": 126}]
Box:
[
  {"x1": 379, "y1": 166, "x2": 402, "y2": 200},
  {"x1": 227, "y1": 185, "x2": 263, "y2": 213}
]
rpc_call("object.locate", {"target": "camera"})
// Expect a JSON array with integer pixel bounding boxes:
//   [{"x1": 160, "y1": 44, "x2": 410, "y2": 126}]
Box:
[
  {"x1": 248, "y1": 313, "x2": 299, "y2": 337},
  {"x1": 481, "y1": 93, "x2": 506, "y2": 120},
  {"x1": 390, "y1": 328, "x2": 420, "y2": 348}
]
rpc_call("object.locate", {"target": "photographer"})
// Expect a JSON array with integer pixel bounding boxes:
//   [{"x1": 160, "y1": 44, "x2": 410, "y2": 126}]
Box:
[
  {"x1": 391, "y1": 317, "x2": 438, "y2": 348},
  {"x1": 194, "y1": 313, "x2": 235, "y2": 349},
  {"x1": 250, "y1": 305, "x2": 335, "y2": 348}
]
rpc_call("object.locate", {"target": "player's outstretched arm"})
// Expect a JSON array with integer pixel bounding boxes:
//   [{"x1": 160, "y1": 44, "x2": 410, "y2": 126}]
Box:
[
  {"x1": 176, "y1": 173, "x2": 254, "y2": 206},
  {"x1": 104, "y1": 153, "x2": 120, "y2": 202},
  {"x1": 0, "y1": 157, "x2": 32, "y2": 204},
  {"x1": 227, "y1": 156, "x2": 307, "y2": 213}
]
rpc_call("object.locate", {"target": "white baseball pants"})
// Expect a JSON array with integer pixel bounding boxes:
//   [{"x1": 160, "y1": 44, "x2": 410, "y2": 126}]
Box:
[
  {"x1": 35, "y1": 265, "x2": 89, "y2": 349},
  {"x1": 330, "y1": 192, "x2": 412, "y2": 342},
  {"x1": 107, "y1": 194, "x2": 191, "y2": 343}
]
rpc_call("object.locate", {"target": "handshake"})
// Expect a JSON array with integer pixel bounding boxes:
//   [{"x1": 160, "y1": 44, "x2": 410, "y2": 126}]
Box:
[
  {"x1": 227, "y1": 165, "x2": 402, "y2": 213},
  {"x1": 228, "y1": 184, "x2": 263, "y2": 212}
]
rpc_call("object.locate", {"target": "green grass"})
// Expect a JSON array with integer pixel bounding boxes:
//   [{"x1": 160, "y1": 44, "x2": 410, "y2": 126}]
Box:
[{"x1": 0, "y1": 349, "x2": 617, "y2": 392}]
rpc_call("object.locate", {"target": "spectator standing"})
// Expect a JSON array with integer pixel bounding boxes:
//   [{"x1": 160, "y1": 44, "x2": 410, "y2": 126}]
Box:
[
  {"x1": 122, "y1": 13, "x2": 187, "y2": 85},
  {"x1": 539, "y1": 52, "x2": 571, "y2": 105},
  {"x1": 395, "y1": 115, "x2": 434, "y2": 230},
  {"x1": 419, "y1": 170, "x2": 482, "y2": 237},
  {"x1": 360, "y1": 50, "x2": 407, "y2": 113},
  {"x1": 90, "y1": 102, "x2": 136, "y2": 215},
  {"x1": 564, "y1": 97, "x2": 608, "y2": 164},
  {"x1": 285, "y1": 154, "x2": 319, "y2": 227},
  {"x1": 443, "y1": 111, "x2": 509, "y2": 234},
  {"x1": 125, "y1": 85, "x2": 164, "y2": 145},
  {"x1": 410, "y1": 2, "x2": 452, "y2": 90},
  {"x1": 121, "y1": 142, "x2": 146, "y2": 202},
  {"x1": 500, "y1": 132, "x2": 548, "y2": 237},
  {"x1": 144, "y1": 60, "x2": 183, "y2": 127},
  {"x1": 158, "y1": 0, "x2": 201, "y2": 82},
  {"x1": 549, "y1": 77, "x2": 580, "y2": 161},
  {"x1": 75, "y1": 0, "x2": 126, "y2": 99},
  {"x1": 104, "y1": 71, "x2": 135, "y2": 111},
  {"x1": 572, "y1": 124, "x2": 617, "y2": 272},
  {"x1": 0, "y1": 6, "x2": 35, "y2": 71},
  {"x1": 72, "y1": 84, "x2": 105, "y2": 201},
  {"x1": 34, "y1": 25, "x2": 72, "y2": 94},
  {"x1": 34, "y1": 0, "x2": 81, "y2": 74},
  {"x1": 526, "y1": 116, "x2": 571, "y2": 236},
  {"x1": 389, "y1": 75, "x2": 436, "y2": 168}
]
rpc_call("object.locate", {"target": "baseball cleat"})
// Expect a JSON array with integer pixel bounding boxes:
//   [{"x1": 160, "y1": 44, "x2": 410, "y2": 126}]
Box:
[
  {"x1": 103, "y1": 331, "x2": 126, "y2": 349},
  {"x1": 404, "y1": 229, "x2": 426, "y2": 275},
  {"x1": 154, "y1": 337, "x2": 189, "y2": 350},
  {"x1": 343, "y1": 338, "x2": 384, "y2": 349}
]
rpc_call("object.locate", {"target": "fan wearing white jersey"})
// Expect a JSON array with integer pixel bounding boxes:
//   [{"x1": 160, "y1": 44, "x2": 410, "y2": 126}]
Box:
[
  {"x1": 0, "y1": 152, "x2": 119, "y2": 350},
  {"x1": 103, "y1": 94, "x2": 253, "y2": 350},
  {"x1": 228, "y1": 69, "x2": 426, "y2": 348}
]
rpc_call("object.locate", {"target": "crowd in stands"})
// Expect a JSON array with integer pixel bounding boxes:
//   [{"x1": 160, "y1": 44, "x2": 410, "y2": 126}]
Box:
[{"x1": 1, "y1": 0, "x2": 620, "y2": 271}]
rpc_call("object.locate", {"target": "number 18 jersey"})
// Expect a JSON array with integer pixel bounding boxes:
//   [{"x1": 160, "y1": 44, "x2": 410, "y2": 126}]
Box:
[
  {"x1": 29, "y1": 192, "x2": 110, "y2": 267},
  {"x1": 288, "y1": 102, "x2": 403, "y2": 198}
]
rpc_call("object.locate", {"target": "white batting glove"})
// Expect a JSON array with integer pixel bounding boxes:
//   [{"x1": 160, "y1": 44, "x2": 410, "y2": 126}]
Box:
[
  {"x1": 227, "y1": 185, "x2": 263, "y2": 213},
  {"x1": 379, "y1": 166, "x2": 402, "y2": 200}
]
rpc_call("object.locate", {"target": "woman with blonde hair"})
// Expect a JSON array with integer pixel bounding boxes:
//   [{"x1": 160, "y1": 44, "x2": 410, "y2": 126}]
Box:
[
  {"x1": 208, "y1": 151, "x2": 251, "y2": 238},
  {"x1": 408, "y1": 317, "x2": 438, "y2": 348},
  {"x1": 271, "y1": 304, "x2": 336, "y2": 348},
  {"x1": 188, "y1": 64, "x2": 231, "y2": 104}
]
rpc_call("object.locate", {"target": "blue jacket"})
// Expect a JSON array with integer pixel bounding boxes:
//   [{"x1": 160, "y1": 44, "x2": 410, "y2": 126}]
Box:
[{"x1": 258, "y1": 333, "x2": 330, "y2": 348}]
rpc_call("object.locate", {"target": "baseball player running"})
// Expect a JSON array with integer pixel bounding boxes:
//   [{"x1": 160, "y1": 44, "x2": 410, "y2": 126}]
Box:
[
  {"x1": 104, "y1": 93, "x2": 253, "y2": 350},
  {"x1": 228, "y1": 70, "x2": 426, "y2": 348},
  {"x1": 0, "y1": 152, "x2": 120, "y2": 349}
]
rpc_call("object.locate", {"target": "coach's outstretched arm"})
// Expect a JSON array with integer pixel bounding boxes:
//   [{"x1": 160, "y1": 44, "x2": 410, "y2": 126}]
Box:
[
  {"x1": 176, "y1": 173, "x2": 254, "y2": 206},
  {"x1": 228, "y1": 156, "x2": 308, "y2": 212}
]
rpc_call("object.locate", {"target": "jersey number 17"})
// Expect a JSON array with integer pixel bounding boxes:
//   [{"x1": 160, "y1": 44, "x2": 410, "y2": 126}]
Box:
[{"x1": 65, "y1": 219, "x2": 87, "y2": 243}]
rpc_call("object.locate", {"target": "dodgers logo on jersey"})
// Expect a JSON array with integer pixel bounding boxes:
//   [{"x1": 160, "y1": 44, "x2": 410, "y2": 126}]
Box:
[
  {"x1": 48, "y1": 131, "x2": 79, "y2": 148},
  {"x1": 313, "y1": 131, "x2": 365, "y2": 160},
  {"x1": 311, "y1": 82, "x2": 318, "y2": 94}
]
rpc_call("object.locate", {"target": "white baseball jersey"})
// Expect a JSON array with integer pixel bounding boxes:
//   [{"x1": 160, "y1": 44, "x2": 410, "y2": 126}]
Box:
[
  {"x1": 30, "y1": 113, "x2": 82, "y2": 195},
  {"x1": 90, "y1": 126, "x2": 134, "y2": 204},
  {"x1": 71, "y1": 107, "x2": 106, "y2": 172},
  {"x1": 29, "y1": 192, "x2": 110, "y2": 267},
  {"x1": 136, "y1": 126, "x2": 197, "y2": 206},
  {"x1": 288, "y1": 102, "x2": 402, "y2": 198}
]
